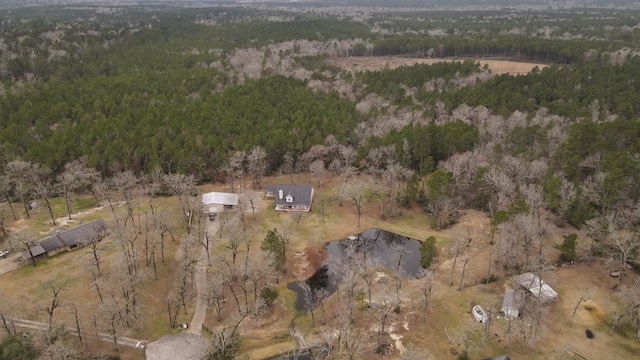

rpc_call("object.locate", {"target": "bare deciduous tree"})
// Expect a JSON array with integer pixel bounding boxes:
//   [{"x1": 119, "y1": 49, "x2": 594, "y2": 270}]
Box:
[
  {"x1": 345, "y1": 181, "x2": 367, "y2": 227},
  {"x1": 418, "y1": 268, "x2": 435, "y2": 323},
  {"x1": 583, "y1": 172, "x2": 623, "y2": 216},
  {"x1": 5, "y1": 160, "x2": 36, "y2": 219},
  {"x1": 383, "y1": 163, "x2": 414, "y2": 217},
  {"x1": 611, "y1": 231, "x2": 640, "y2": 290},
  {"x1": 163, "y1": 173, "x2": 196, "y2": 228},
  {"x1": 370, "y1": 290, "x2": 396, "y2": 347},
  {"x1": 366, "y1": 145, "x2": 395, "y2": 181},
  {"x1": 58, "y1": 158, "x2": 100, "y2": 220},
  {"x1": 448, "y1": 240, "x2": 466, "y2": 286},
  {"x1": 309, "y1": 159, "x2": 327, "y2": 188},
  {"x1": 570, "y1": 285, "x2": 595, "y2": 326},
  {"x1": 111, "y1": 170, "x2": 139, "y2": 223},
  {"x1": 519, "y1": 295, "x2": 549, "y2": 350},
  {"x1": 610, "y1": 278, "x2": 640, "y2": 338},
  {"x1": 281, "y1": 152, "x2": 296, "y2": 184},
  {"x1": 203, "y1": 270, "x2": 227, "y2": 322},
  {"x1": 0, "y1": 174, "x2": 17, "y2": 220},
  {"x1": 0, "y1": 211, "x2": 8, "y2": 246},
  {"x1": 558, "y1": 176, "x2": 577, "y2": 220},
  {"x1": 482, "y1": 168, "x2": 516, "y2": 215},
  {"x1": 30, "y1": 164, "x2": 57, "y2": 225},
  {"x1": 206, "y1": 327, "x2": 239, "y2": 359},
  {"x1": 8, "y1": 231, "x2": 37, "y2": 266},
  {"x1": 520, "y1": 184, "x2": 544, "y2": 226},
  {"x1": 247, "y1": 146, "x2": 268, "y2": 188},
  {"x1": 221, "y1": 150, "x2": 246, "y2": 192},
  {"x1": 41, "y1": 278, "x2": 68, "y2": 342}
]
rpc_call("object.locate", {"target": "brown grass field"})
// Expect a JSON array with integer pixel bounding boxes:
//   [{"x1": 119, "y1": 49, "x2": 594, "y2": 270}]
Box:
[{"x1": 326, "y1": 56, "x2": 548, "y2": 75}]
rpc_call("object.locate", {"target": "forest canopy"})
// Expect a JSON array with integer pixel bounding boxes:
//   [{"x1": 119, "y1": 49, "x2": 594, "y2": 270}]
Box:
[{"x1": 1, "y1": 4, "x2": 640, "y2": 228}]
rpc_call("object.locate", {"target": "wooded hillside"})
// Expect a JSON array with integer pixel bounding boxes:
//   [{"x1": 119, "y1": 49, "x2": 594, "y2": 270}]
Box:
[{"x1": 1, "y1": 4, "x2": 640, "y2": 359}]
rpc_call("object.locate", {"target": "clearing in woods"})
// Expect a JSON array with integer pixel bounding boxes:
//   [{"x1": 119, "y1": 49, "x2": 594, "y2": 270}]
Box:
[{"x1": 326, "y1": 56, "x2": 548, "y2": 75}]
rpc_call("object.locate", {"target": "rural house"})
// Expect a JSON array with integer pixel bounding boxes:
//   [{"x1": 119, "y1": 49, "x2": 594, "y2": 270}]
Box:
[
  {"x1": 22, "y1": 219, "x2": 108, "y2": 260},
  {"x1": 264, "y1": 184, "x2": 314, "y2": 212}
]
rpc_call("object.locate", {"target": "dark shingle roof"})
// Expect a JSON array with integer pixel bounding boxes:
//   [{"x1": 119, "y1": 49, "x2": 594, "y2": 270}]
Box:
[
  {"x1": 39, "y1": 235, "x2": 65, "y2": 252},
  {"x1": 57, "y1": 219, "x2": 107, "y2": 247},
  {"x1": 25, "y1": 219, "x2": 108, "y2": 259},
  {"x1": 266, "y1": 185, "x2": 313, "y2": 206},
  {"x1": 22, "y1": 244, "x2": 46, "y2": 259}
]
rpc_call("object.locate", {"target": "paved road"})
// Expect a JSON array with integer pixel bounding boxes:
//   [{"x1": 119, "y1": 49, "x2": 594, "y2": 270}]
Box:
[{"x1": 9, "y1": 317, "x2": 147, "y2": 349}]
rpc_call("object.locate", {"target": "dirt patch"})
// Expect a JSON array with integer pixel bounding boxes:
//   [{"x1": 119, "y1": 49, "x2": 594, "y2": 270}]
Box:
[
  {"x1": 51, "y1": 202, "x2": 118, "y2": 230},
  {"x1": 327, "y1": 56, "x2": 547, "y2": 75}
]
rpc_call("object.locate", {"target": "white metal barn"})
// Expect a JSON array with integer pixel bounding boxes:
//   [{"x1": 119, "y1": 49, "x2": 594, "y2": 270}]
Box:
[
  {"x1": 514, "y1": 272, "x2": 558, "y2": 302},
  {"x1": 201, "y1": 192, "x2": 239, "y2": 212}
]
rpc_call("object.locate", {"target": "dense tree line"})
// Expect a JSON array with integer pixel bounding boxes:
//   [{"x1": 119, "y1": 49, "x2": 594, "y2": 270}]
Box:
[
  {"x1": 0, "y1": 75, "x2": 360, "y2": 178},
  {"x1": 360, "y1": 121, "x2": 479, "y2": 175},
  {"x1": 370, "y1": 9, "x2": 640, "y2": 41},
  {"x1": 371, "y1": 34, "x2": 623, "y2": 64}
]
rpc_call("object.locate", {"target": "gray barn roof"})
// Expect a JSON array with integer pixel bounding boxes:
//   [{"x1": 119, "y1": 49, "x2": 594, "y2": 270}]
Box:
[
  {"x1": 514, "y1": 272, "x2": 558, "y2": 302},
  {"x1": 501, "y1": 289, "x2": 521, "y2": 320},
  {"x1": 266, "y1": 185, "x2": 314, "y2": 206}
]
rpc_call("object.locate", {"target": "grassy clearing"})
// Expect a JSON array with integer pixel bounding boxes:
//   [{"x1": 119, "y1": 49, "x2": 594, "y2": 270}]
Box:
[{"x1": 2, "y1": 176, "x2": 640, "y2": 360}]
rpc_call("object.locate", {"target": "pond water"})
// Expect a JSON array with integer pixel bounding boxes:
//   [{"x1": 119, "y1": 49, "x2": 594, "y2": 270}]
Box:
[{"x1": 287, "y1": 228, "x2": 424, "y2": 311}]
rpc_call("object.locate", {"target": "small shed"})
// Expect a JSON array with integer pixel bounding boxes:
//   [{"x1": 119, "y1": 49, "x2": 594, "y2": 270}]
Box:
[
  {"x1": 201, "y1": 192, "x2": 239, "y2": 212},
  {"x1": 501, "y1": 289, "x2": 522, "y2": 319},
  {"x1": 514, "y1": 272, "x2": 558, "y2": 302}
]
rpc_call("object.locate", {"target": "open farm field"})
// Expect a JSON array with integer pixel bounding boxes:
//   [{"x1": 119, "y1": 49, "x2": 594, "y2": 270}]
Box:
[{"x1": 326, "y1": 56, "x2": 548, "y2": 75}]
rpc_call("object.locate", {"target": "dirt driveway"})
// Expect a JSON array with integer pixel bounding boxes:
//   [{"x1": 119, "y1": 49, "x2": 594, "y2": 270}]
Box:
[{"x1": 0, "y1": 252, "x2": 24, "y2": 277}]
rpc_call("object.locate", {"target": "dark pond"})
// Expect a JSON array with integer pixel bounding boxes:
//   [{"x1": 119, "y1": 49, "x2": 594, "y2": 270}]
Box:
[{"x1": 287, "y1": 228, "x2": 424, "y2": 311}]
